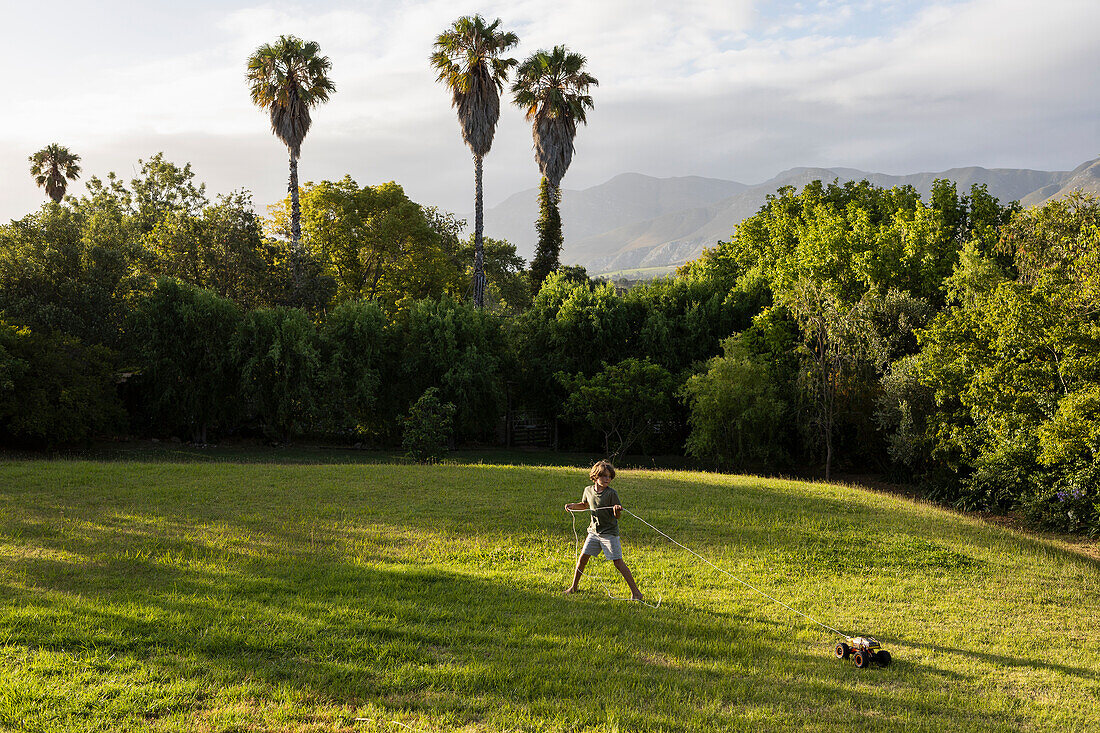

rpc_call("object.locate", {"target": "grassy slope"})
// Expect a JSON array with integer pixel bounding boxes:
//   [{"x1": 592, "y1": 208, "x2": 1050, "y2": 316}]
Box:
[{"x1": 0, "y1": 460, "x2": 1097, "y2": 732}]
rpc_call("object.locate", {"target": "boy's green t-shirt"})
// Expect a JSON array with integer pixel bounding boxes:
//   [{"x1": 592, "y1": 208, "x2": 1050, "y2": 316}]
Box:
[{"x1": 582, "y1": 484, "x2": 620, "y2": 536}]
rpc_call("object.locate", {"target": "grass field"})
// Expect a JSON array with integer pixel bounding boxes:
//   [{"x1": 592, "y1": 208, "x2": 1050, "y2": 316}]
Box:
[{"x1": 1, "y1": 456, "x2": 1098, "y2": 731}]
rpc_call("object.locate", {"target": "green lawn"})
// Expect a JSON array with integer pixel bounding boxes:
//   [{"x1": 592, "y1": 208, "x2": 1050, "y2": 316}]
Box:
[{"x1": 0, "y1": 458, "x2": 1097, "y2": 731}]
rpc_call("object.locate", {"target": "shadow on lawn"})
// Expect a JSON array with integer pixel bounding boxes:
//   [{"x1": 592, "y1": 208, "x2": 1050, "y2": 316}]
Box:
[
  {"x1": 1, "y1": 520, "x2": 999, "y2": 731},
  {"x1": 5, "y1": 463, "x2": 1092, "y2": 729},
  {"x1": 884, "y1": 637, "x2": 1100, "y2": 684}
]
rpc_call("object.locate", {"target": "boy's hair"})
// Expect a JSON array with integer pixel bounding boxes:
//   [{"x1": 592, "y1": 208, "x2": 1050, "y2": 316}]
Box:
[{"x1": 589, "y1": 460, "x2": 616, "y2": 481}]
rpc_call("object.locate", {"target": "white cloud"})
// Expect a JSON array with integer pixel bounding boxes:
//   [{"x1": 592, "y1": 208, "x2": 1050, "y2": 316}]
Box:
[{"x1": 2, "y1": 0, "x2": 1098, "y2": 222}]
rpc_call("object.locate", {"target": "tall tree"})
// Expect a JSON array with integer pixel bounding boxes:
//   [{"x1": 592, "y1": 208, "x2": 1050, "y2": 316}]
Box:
[
  {"x1": 29, "y1": 144, "x2": 81, "y2": 203},
  {"x1": 246, "y1": 35, "x2": 335, "y2": 294},
  {"x1": 430, "y1": 15, "x2": 518, "y2": 308},
  {"x1": 511, "y1": 45, "x2": 597, "y2": 290}
]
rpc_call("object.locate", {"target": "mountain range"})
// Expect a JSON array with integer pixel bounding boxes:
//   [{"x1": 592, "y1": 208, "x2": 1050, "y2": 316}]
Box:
[{"x1": 472, "y1": 156, "x2": 1100, "y2": 275}]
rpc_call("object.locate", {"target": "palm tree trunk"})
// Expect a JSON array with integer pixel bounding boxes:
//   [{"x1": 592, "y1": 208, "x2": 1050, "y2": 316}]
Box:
[
  {"x1": 473, "y1": 154, "x2": 486, "y2": 309},
  {"x1": 289, "y1": 154, "x2": 302, "y2": 298}
]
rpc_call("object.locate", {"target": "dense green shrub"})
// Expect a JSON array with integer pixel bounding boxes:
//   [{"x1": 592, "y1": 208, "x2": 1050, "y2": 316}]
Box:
[
  {"x1": 0, "y1": 323, "x2": 124, "y2": 446},
  {"x1": 402, "y1": 387, "x2": 456, "y2": 463},
  {"x1": 559, "y1": 358, "x2": 675, "y2": 459},
  {"x1": 397, "y1": 296, "x2": 513, "y2": 443},
  {"x1": 319, "y1": 300, "x2": 388, "y2": 438},
  {"x1": 513, "y1": 272, "x2": 630, "y2": 423},
  {"x1": 233, "y1": 307, "x2": 324, "y2": 441},
  {"x1": 127, "y1": 278, "x2": 242, "y2": 442},
  {"x1": 1020, "y1": 468, "x2": 1099, "y2": 538},
  {"x1": 681, "y1": 336, "x2": 788, "y2": 469}
]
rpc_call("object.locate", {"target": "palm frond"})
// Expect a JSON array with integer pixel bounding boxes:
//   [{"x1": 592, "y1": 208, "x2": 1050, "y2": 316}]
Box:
[
  {"x1": 246, "y1": 35, "x2": 335, "y2": 157},
  {"x1": 29, "y1": 143, "x2": 82, "y2": 202},
  {"x1": 430, "y1": 15, "x2": 518, "y2": 157},
  {"x1": 510, "y1": 45, "x2": 597, "y2": 186}
]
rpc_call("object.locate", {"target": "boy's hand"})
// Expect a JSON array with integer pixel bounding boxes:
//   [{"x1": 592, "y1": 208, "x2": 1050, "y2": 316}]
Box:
[{"x1": 613, "y1": 504, "x2": 622, "y2": 518}]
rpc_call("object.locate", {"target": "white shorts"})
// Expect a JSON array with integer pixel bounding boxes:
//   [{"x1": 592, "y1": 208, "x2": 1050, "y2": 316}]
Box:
[{"x1": 582, "y1": 533, "x2": 622, "y2": 561}]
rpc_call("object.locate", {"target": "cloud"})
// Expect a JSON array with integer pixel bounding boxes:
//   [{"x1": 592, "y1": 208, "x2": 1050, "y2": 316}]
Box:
[{"x1": 2, "y1": 0, "x2": 1098, "y2": 223}]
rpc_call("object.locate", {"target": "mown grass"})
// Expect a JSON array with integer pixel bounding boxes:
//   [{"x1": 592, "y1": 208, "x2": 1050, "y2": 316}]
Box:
[{"x1": 0, "y1": 459, "x2": 1097, "y2": 731}]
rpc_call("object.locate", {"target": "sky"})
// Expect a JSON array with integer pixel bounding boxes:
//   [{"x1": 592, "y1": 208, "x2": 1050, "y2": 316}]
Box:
[{"x1": 3, "y1": 0, "x2": 1099, "y2": 224}]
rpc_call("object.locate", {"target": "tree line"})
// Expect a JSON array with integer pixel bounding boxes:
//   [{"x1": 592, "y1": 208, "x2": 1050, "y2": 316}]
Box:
[
  {"x1": 2, "y1": 156, "x2": 1097, "y2": 535},
  {"x1": 9, "y1": 16, "x2": 1097, "y2": 538}
]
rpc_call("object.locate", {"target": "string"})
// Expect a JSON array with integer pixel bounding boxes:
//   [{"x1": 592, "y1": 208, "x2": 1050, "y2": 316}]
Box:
[{"x1": 621, "y1": 508, "x2": 850, "y2": 639}]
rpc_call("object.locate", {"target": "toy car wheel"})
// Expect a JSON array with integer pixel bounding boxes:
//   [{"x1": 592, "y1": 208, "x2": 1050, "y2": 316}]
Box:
[
  {"x1": 853, "y1": 650, "x2": 870, "y2": 669},
  {"x1": 875, "y1": 650, "x2": 892, "y2": 667},
  {"x1": 835, "y1": 642, "x2": 850, "y2": 659}
]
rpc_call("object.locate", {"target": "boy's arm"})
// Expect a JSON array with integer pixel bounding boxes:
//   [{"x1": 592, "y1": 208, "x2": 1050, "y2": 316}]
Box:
[{"x1": 565, "y1": 501, "x2": 589, "y2": 511}]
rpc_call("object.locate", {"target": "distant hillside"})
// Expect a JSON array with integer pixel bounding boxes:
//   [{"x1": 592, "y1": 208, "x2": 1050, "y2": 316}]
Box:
[
  {"x1": 471, "y1": 173, "x2": 746, "y2": 262},
  {"x1": 475, "y1": 157, "x2": 1100, "y2": 275},
  {"x1": 1020, "y1": 158, "x2": 1100, "y2": 205}
]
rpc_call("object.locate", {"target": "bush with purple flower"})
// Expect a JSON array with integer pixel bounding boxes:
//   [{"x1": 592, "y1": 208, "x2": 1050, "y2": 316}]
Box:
[{"x1": 1024, "y1": 471, "x2": 1099, "y2": 538}]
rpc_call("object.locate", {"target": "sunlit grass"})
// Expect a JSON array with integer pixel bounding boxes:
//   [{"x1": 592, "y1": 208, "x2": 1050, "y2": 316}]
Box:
[{"x1": 0, "y1": 459, "x2": 1097, "y2": 731}]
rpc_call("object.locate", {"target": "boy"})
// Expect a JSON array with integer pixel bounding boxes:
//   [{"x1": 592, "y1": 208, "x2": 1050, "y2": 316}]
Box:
[{"x1": 563, "y1": 460, "x2": 643, "y2": 601}]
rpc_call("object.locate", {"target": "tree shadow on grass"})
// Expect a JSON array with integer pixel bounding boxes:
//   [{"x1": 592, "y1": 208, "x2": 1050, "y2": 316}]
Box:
[
  {"x1": 0, "y1": 527, "x2": 1011, "y2": 732},
  {"x1": 879, "y1": 636, "x2": 1100, "y2": 684},
  {"x1": 2, "y1": 463, "x2": 1092, "y2": 729}
]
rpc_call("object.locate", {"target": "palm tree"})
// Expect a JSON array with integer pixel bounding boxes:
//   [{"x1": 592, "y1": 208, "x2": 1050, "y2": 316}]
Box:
[
  {"x1": 29, "y1": 144, "x2": 82, "y2": 203},
  {"x1": 511, "y1": 46, "x2": 597, "y2": 289},
  {"x1": 246, "y1": 35, "x2": 335, "y2": 286},
  {"x1": 430, "y1": 15, "x2": 519, "y2": 309}
]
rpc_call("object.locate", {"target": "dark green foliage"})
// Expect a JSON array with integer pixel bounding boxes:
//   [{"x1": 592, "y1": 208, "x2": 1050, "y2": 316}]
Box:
[
  {"x1": 681, "y1": 335, "x2": 788, "y2": 469},
  {"x1": 233, "y1": 307, "x2": 324, "y2": 441},
  {"x1": 402, "y1": 387, "x2": 456, "y2": 463},
  {"x1": 397, "y1": 296, "x2": 513, "y2": 443},
  {"x1": 902, "y1": 193, "x2": 1100, "y2": 535},
  {"x1": 514, "y1": 268, "x2": 764, "y2": 453},
  {"x1": 623, "y1": 274, "x2": 766, "y2": 373},
  {"x1": 514, "y1": 272, "x2": 628, "y2": 423},
  {"x1": 320, "y1": 300, "x2": 387, "y2": 437},
  {"x1": 559, "y1": 358, "x2": 675, "y2": 459},
  {"x1": 1020, "y1": 466, "x2": 1100, "y2": 538},
  {"x1": 875, "y1": 353, "x2": 936, "y2": 471},
  {"x1": 556, "y1": 265, "x2": 591, "y2": 286},
  {"x1": 457, "y1": 234, "x2": 531, "y2": 313},
  {"x1": 0, "y1": 323, "x2": 124, "y2": 446},
  {"x1": 530, "y1": 177, "x2": 562, "y2": 292},
  {"x1": 0, "y1": 195, "x2": 143, "y2": 348},
  {"x1": 127, "y1": 278, "x2": 243, "y2": 442}
]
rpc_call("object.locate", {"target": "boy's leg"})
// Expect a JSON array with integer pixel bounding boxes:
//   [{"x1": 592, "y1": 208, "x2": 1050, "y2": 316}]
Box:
[
  {"x1": 564, "y1": 553, "x2": 592, "y2": 594},
  {"x1": 612, "y1": 559, "x2": 643, "y2": 600}
]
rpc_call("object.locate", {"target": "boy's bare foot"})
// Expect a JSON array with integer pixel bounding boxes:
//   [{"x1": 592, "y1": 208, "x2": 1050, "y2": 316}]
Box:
[
  {"x1": 563, "y1": 586, "x2": 579, "y2": 595},
  {"x1": 631, "y1": 595, "x2": 644, "y2": 602}
]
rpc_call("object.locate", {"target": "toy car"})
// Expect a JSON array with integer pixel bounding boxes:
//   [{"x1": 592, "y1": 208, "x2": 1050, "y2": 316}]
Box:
[{"x1": 834, "y1": 636, "x2": 892, "y2": 668}]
